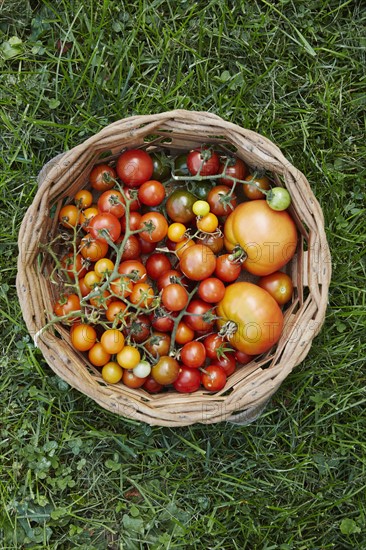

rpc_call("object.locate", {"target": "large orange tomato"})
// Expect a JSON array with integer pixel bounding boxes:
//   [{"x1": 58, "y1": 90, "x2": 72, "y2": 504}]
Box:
[
  {"x1": 224, "y1": 200, "x2": 297, "y2": 276},
  {"x1": 216, "y1": 282, "x2": 283, "y2": 355}
]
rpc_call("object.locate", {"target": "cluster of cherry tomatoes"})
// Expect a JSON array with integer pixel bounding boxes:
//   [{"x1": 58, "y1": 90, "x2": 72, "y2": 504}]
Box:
[{"x1": 52, "y1": 145, "x2": 297, "y2": 394}]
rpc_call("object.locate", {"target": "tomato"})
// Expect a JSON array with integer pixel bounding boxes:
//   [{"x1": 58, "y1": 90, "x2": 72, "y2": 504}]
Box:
[
  {"x1": 139, "y1": 212, "x2": 168, "y2": 242},
  {"x1": 59, "y1": 205, "x2": 81, "y2": 228},
  {"x1": 156, "y1": 269, "x2": 183, "y2": 291},
  {"x1": 215, "y1": 352, "x2": 237, "y2": 376},
  {"x1": 185, "y1": 300, "x2": 215, "y2": 333},
  {"x1": 88, "y1": 213, "x2": 121, "y2": 243},
  {"x1": 79, "y1": 277, "x2": 90, "y2": 297},
  {"x1": 138, "y1": 237, "x2": 157, "y2": 254},
  {"x1": 167, "y1": 222, "x2": 187, "y2": 243},
  {"x1": 74, "y1": 189, "x2": 93, "y2": 209},
  {"x1": 179, "y1": 244, "x2": 216, "y2": 281},
  {"x1": 258, "y1": 271, "x2": 293, "y2": 305},
  {"x1": 200, "y1": 232, "x2": 224, "y2": 254},
  {"x1": 94, "y1": 258, "x2": 114, "y2": 279},
  {"x1": 97, "y1": 189, "x2": 125, "y2": 218},
  {"x1": 80, "y1": 234, "x2": 109, "y2": 262},
  {"x1": 175, "y1": 321, "x2": 195, "y2": 345},
  {"x1": 116, "y1": 345, "x2": 141, "y2": 369},
  {"x1": 116, "y1": 149, "x2": 153, "y2": 187},
  {"x1": 203, "y1": 334, "x2": 227, "y2": 360},
  {"x1": 102, "y1": 362, "x2": 123, "y2": 384},
  {"x1": 216, "y1": 282, "x2": 284, "y2": 355},
  {"x1": 53, "y1": 294, "x2": 80, "y2": 320},
  {"x1": 235, "y1": 350, "x2": 254, "y2": 365},
  {"x1": 198, "y1": 277, "x2": 225, "y2": 303},
  {"x1": 151, "y1": 356, "x2": 180, "y2": 385},
  {"x1": 120, "y1": 211, "x2": 142, "y2": 232},
  {"x1": 151, "y1": 152, "x2": 171, "y2": 181},
  {"x1": 129, "y1": 283, "x2": 155, "y2": 308},
  {"x1": 180, "y1": 341, "x2": 206, "y2": 369},
  {"x1": 138, "y1": 180, "x2": 166, "y2": 206},
  {"x1": 175, "y1": 237, "x2": 196, "y2": 258},
  {"x1": 110, "y1": 276, "x2": 134, "y2": 298},
  {"x1": 83, "y1": 270, "x2": 101, "y2": 290},
  {"x1": 173, "y1": 367, "x2": 201, "y2": 393},
  {"x1": 243, "y1": 174, "x2": 271, "y2": 200},
  {"x1": 71, "y1": 323, "x2": 97, "y2": 351},
  {"x1": 173, "y1": 153, "x2": 189, "y2": 177},
  {"x1": 166, "y1": 189, "x2": 197, "y2": 224},
  {"x1": 106, "y1": 300, "x2": 127, "y2": 324},
  {"x1": 88, "y1": 343, "x2": 111, "y2": 367},
  {"x1": 145, "y1": 332, "x2": 171, "y2": 358},
  {"x1": 187, "y1": 147, "x2": 220, "y2": 176},
  {"x1": 124, "y1": 314, "x2": 151, "y2": 343},
  {"x1": 89, "y1": 290, "x2": 112, "y2": 309},
  {"x1": 196, "y1": 213, "x2": 219, "y2": 233},
  {"x1": 133, "y1": 360, "x2": 151, "y2": 379},
  {"x1": 193, "y1": 181, "x2": 213, "y2": 200},
  {"x1": 219, "y1": 157, "x2": 248, "y2": 186},
  {"x1": 122, "y1": 187, "x2": 140, "y2": 211},
  {"x1": 201, "y1": 365, "x2": 227, "y2": 391},
  {"x1": 224, "y1": 200, "x2": 298, "y2": 276},
  {"x1": 122, "y1": 369, "x2": 147, "y2": 388},
  {"x1": 145, "y1": 253, "x2": 171, "y2": 280},
  {"x1": 192, "y1": 200, "x2": 210, "y2": 217},
  {"x1": 266, "y1": 187, "x2": 291, "y2": 211},
  {"x1": 207, "y1": 185, "x2": 237, "y2": 217},
  {"x1": 60, "y1": 253, "x2": 87, "y2": 280},
  {"x1": 214, "y1": 254, "x2": 241, "y2": 283},
  {"x1": 100, "y1": 328, "x2": 125, "y2": 354},
  {"x1": 81, "y1": 206, "x2": 99, "y2": 226},
  {"x1": 118, "y1": 259, "x2": 147, "y2": 282},
  {"x1": 120, "y1": 235, "x2": 141, "y2": 261},
  {"x1": 90, "y1": 164, "x2": 116, "y2": 192},
  {"x1": 161, "y1": 283, "x2": 188, "y2": 312},
  {"x1": 143, "y1": 375, "x2": 164, "y2": 393},
  {"x1": 150, "y1": 309, "x2": 176, "y2": 332}
]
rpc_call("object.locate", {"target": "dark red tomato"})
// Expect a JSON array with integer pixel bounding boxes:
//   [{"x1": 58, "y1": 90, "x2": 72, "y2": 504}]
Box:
[
  {"x1": 180, "y1": 341, "x2": 206, "y2": 369},
  {"x1": 258, "y1": 271, "x2": 294, "y2": 306},
  {"x1": 204, "y1": 334, "x2": 227, "y2": 359},
  {"x1": 120, "y1": 211, "x2": 142, "y2": 232},
  {"x1": 219, "y1": 157, "x2": 248, "y2": 186},
  {"x1": 157, "y1": 269, "x2": 185, "y2": 291},
  {"x1": 138, "y1": 237, "x2": 157, "y2": 254},
  {"x1": 161, "y1": 284, "x2": 188, "y2": 312},
  {"x1": 139, "y1": 212, "x2": 168, "y2": 243},
  {"x1": 144, "y1": 332, "x2": 171, "y2": 358},
  {"x1": 200, "y1": 232, "x2": 225, "y2": 254},
  {"x1": 151, "y1": 356, "x2": 180, "y2": 385},
  {"x1": 235, "y1": 350, "x2": 254, "y2": 365},
  {"x1": 97, "y1": 189, "x2": 125, "y2": 218},
  {"x1": 179, "y1": 244, "x2": 216, "y2": 281},
  {"x1": 198, "y1": 277, "x2": 225, "y2": 303},
  {"x1": 173, "y1": 367, "x2": 201, "y2": 393},
  {"x1": 138, "y1": 180, "x2": 166, "y2": 206},
  {"x1": 124, "y1": 314, "x2": 151, "y2": 343},
  {"x1": 215, "y1": 254, "x2": 241, "y2": 283},
  {"x1": 187, "y1": 147, "x2": 220, "y2": 176},
  {"x1": 88, "y1": 213, "x2": 121, "y2": 243},
  {"x1": 118, "y1": 259, "x2": 147, "y2": 282},
  {"x1": 201, "y1": 365, "x2": 227, "y2": 391},
  {"x1": 208, "y1": 185, "x2": 237, "y2": 217},
  {"x1": 143, "y1": 375, "x2": 164, "y2": 393},
  {"x1": 122, "y1": 187, "x2": 140, "y2": 211},
  {"x1": 185, "y1": 299, "x2": 215, "y2": 333},
  {"x1": 215, "y1": 352, "x2": 237, "y2": 376},
  {"x1": 116, "y1": 149, "x2": 153, "y2": 187},
  {"x1": 166, "y1": 189, "x2": 197, "y2": 224},
  {"x1": 243, "y1": 174, "x2": 271, "y2": 200},
  {"x1": 151, "y1": 152, "x2": 171, "y2": 181},
  {"x1": 90, "y1": 164, "x2": 116, "y2": 192},
  {"x1": 150, "y1": 309, "x2": 176, "y2": 332},
  {"x1": 145, "y1": 253, "x2": 171, "y2": 280},
  {"x1": 120, "y1": 235, "x2": 141, "y2": 261}
]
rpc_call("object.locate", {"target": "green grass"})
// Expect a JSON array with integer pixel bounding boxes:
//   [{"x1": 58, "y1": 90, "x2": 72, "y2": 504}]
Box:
[{"x1": 1, "y1": 0, "x2": 365, "y2": 548}]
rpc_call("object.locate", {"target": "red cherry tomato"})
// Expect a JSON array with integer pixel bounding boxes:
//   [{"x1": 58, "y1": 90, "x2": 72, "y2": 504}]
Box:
[
  {"x1": 173, "y1": 367, "x2": 201, "y2": 393},
  {"x1": 118, "y1": 259, "x2": 147, "y2": 283},
  {"x1": 90, "y1": 164, "x2": 116, "y2": 192},
  {"x1": 139, "y1": 212, "x2": 168, "y2": 243},
  {"x1": 203, "y1": 334, "x2": 228, "y2": 360},
  {"x1": 215, "y1": 352, "x2": 237, "y2": 376},
  {"x1": 145, "y1": 253, "x2": 172, "y2": 280},
  {"x1": 120, "y1": 235, "x2": 141, "y2": 261},
  {"x1": 179, "y1": 244, "x2": 216, "y2": 281},
  {"x1": 187, "y1": 147, "x2": 220, "y2": 176},
  {"x1": 161, "y1": 284, "x2": 189, "y2": 312},
  {"x1": 258, "y1": 271, "x2": 294, "y2": 306},
  {"x1": 116, "y1": 149, "x2": 154, "y2": 187},
  {"x1": 143, "y1": 375, "x2": 164, "y2": 393},
  {"x1": 207, "y1": 185, "x2": 237, "y2": 217},
  {"x1": 235, "y1": 350, "x2": 254, "y2": 365},
  {"x1": 180, "y1": 341, "x2": 206, "y2": 369},
  {"x1": 88, "y1": 213, "x2": 121, "y2": 243},
  {"x1": 201, "y1": 365, "x2": 227, "y2": 392},
  {"x1": 198, "y1": 277, "x2": 226, "y2": 303},
  {"x1": 138, "y1": 180, "x2": 166, "y2": 206},
  {"x1": 219, "y1": 157, "x2": 248, "y2": 186},
  {"x1": 185, "y1": 300, "x2": 215, "y2": 333},
  {"x1": 97, "y1": 189, "x2": 125, "y2": 218},
  {"x1": 215, "y1": 254, "x2": 242, "y2": 283}
]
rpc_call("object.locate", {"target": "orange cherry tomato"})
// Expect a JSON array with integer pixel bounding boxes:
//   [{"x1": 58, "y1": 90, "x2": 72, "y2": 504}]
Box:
[
  {"x1": 74, "y1": 189, "x2": 93, "y2": 209},
  {"x1": 71, "y1": 323, "x2": 97, "y2": 351},
  {"x1": 100, "y1": 329, "x2": 125, "y2": 354},
  {"x1": 88, "y1": 343, "x2": 111, "y2": 367},
  {"x1": 116, "y1": 345, "x2": 141, "y2": 370},
  {"x1": 80, "y1": 234, "x2": 109, "y2": 262},
  {"x1": 129, "y1": 283, "x2": 155, "y2": 308}
]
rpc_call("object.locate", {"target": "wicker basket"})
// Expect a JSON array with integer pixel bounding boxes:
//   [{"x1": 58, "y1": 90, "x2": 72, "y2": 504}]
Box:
[{"x1": 16, "y1": 110, "x2": 331, "y2": 426}]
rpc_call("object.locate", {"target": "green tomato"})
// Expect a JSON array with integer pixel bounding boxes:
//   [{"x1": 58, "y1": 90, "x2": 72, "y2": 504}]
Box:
[
  {"x1": 151, "y1": 152, "x2": 171, "y2": 181},
  {"x1": 193, "y1": 181, "x2": 214, "y2": 200},
  {"x1": 166, "y1": 189, "x2": 197, "y2": 223},
  {"x1": 266, "y1": 187, "x2": 291, "y2": 211}
]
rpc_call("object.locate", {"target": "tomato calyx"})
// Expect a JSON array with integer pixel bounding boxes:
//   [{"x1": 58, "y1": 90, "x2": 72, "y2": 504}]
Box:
[
  {"x1": 218, "y1": 320, "x2": 238, "y2": 338},
  {"x1": 227, "y1": 245, "x2": 247, "y2": 264}
]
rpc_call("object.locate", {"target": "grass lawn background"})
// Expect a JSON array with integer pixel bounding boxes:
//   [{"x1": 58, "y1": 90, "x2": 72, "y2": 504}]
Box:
[{"x1": 0, "y1": 1, "x2": 365, "y2": 548}]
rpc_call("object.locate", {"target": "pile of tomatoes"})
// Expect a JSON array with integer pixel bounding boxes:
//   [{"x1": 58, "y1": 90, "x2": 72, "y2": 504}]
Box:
[{"x1": 51, "y1": 145, "x2": 298, "y2": 394}]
